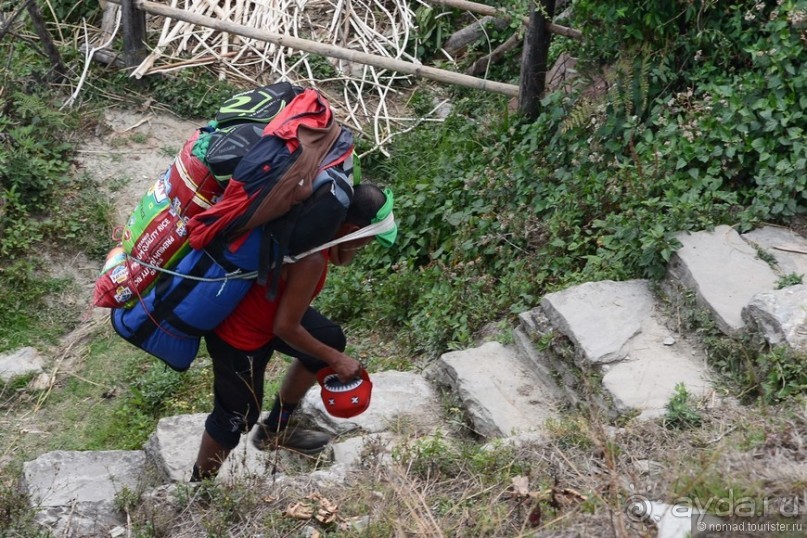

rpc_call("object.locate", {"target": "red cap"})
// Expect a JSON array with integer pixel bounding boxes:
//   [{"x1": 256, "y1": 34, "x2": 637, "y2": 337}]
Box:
[{"x1": 316, "y1": 367, "x2": 373, "y2": 418}]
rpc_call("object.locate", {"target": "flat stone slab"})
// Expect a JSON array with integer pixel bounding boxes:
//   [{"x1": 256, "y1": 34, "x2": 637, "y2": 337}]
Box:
[
  {"x1": 23, "y1": 450, "x2": 146, "y2": 538},
  {"x1": 540, "y1": 280, "x2": 712, "y2": 418},
  {"x1": 300, "y1": 370, "x2": 442, "y2": 435},
  {"x1": 669, "y1": 225, "x2": 779, "y2": 336},
  {"x1": 24, "y1": 450, "x2": 146, "y2": 506},
  {"x1": 0, "y1": 346, "x2": 44, "y2": 381},
  {"x1": 145, "y1": 413, "x2": 288, "y2": 483},
  {"x1": 331, "y1": 433, "x2": 396, "y2": 469},
  {"x1": 432, "y1": 341, "x2": 558, "y2": 439},
  {"x1": 542, "y1": 280, "x2": 654, "y2": 364},
  {"x1": 742, "y1": 226, "x2": 807, "y2": 278},
  {"x1": 743, "y1": 284, "x2": 807, "y2": 351},
  {"x1": 601, "y1": 348, "x2": 711, "y2": 419},
  {"x1": 145, "y1": 413, "x2": 206, "y2": 482}
]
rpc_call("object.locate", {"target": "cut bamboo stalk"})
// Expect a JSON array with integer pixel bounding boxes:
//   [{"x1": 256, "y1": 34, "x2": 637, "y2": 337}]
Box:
[{"x1": 100, "y1": 3, "x2": 121, "y2": 42}]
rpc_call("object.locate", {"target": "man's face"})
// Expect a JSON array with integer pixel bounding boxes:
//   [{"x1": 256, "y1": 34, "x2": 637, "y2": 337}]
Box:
[{"x1": 329, "y1": 236, "x2": 373, "y2": 266}]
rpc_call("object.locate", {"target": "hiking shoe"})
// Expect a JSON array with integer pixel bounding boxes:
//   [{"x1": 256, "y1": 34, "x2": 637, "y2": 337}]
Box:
[{"x1": 252, "y1": 424, "x2": 331, "y2": 455}]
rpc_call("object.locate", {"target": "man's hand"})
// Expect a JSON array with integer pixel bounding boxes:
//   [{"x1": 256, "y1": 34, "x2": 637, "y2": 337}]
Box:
[{"x1": 330, "y1": 353, "x2": 362, "y2": 382}]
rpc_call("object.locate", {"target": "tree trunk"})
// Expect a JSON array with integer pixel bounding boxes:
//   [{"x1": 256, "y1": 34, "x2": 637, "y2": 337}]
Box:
[{"x1": 518, "y1": 0, "x2": 556, "y2": 120}]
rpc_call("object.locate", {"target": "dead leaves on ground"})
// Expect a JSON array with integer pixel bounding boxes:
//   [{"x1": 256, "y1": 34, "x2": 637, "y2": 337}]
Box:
[
  {"x1": 284, "y1": 492, "x2": 339, "y2": 524},
  {"x1": 276, "y1": 477, "x2": 589, "y2": 533},
  {"x1": 506, "y1": 475, "x2": 588, "y2": 529}
]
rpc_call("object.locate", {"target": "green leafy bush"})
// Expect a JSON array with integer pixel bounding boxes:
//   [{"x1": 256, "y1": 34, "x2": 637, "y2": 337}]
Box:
[
  {"x1": 0, "y1": 82, "x2": 111, "y2": 349},
  {"x1": 0, "y1": 91, "x2": 76, "y2": 217},
  {"x1": 146, "y1": 71, "x2": 239, "y2": 119},
  {"x1": 758, "y1": 347, "x2": 807, "y2": 402},
  {"x1": 521, "y1": 0, "x2": 806, "y2": 279},
  {"x1": 323, "y1": 0, "x2": 806, "y2": 361},
  {"x1": 413, "y1": 6, "x2": 461, "y2": 60},
  {"x1": 44, "y1": 0, "x2": 99, "y2": 24},
  {"x1": 321, "y1": 95, "x2": 545, "y2": 353}
]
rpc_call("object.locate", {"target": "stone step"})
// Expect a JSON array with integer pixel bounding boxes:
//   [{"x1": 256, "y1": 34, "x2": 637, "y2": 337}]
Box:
[
  {"x1": 513, "y1": 307, "x2": 592, "y2": 411},
  {"x1": 144, "y1": 413, "x2": 285, "y2": 483},
  {"x1": 517, "y1": 309, "x2": 592, "y2": 394},
  {"x1": 740, "y1": 226, "x2": 807, "y2": 353},
  {"x1": 22, "y1": 450, "x2": 146, "y2": 537},
  {"x1": 668, "y1": 225, "x2": 780, "y2": 336},
  {"x1": 511, "y1": 326, "x2": 559, "y2": 386},
  {"x1": 142, "y1": 370, "x2": 443, "y2": 485},
  {"x1": 331, "y1": 432, "x2": 396, "y2": 469},
  {"x1": 540, "y1": 279, "x2": 713, "y2": 419},
  {"x1": 426, "y1": 341, "x2": 561, "y2": 440},
  {"x1": 742, "y1": 225, "x2": 807, "y2": 278},
  {"x1": 20, "y1": 224, "x2": 807, "y2": 537},
  {"x1": 299, "y1": 370, "x2": 443, "y2": 436},
  {"x1": 743, "y1": 284, "x2": 807, "y2": 352}
]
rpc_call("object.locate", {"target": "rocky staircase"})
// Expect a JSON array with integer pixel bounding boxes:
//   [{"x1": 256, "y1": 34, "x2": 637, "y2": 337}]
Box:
[{"x1": 7, "y1": 225, "x2": 807, "y2": 537}]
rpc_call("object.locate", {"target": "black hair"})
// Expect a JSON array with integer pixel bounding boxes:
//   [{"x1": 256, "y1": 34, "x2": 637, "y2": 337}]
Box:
[{"x1": 345, "y1": 183, "x2": 386, "y2": 228}]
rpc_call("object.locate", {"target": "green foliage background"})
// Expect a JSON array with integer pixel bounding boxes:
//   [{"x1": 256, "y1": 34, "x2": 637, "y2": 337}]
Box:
[{"x1": 319, "y1": 0, "x2": 807, "y2": 356}]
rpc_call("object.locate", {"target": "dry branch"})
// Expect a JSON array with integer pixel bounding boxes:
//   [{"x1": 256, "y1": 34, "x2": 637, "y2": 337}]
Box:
[
  {"x1": 442, "y1": 15, "x2": 509, "y2": 55},
  {"x1": 97, "y1": 0, "x2": 473, "y2": 150},
  {"x1": 0, "y1": 0, "x2": 36, "y2": 40},
  {"x1": 26, "y1": 0, "x2": 67, "y2": 80},
  {"x1": 465, "y1": 31, "x2": 521, "y2": 76},
  {"x1": 425, "y1": 0, "x2": 582, "y2": 40}
]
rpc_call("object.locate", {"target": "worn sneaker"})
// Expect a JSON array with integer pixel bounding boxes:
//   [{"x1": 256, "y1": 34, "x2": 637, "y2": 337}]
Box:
[{"x1": 252, "y1": 423, "x2": 331, "y2": 455}]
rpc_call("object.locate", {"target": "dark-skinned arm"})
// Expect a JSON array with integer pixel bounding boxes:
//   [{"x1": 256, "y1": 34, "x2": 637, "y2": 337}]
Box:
[{"x1": 272, "y1": 254, "x2": 362, "y2": 382}]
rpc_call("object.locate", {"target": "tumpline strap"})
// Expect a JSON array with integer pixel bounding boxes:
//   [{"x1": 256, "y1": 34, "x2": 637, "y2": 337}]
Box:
[{"x1": 283, "y1": 211, "x2": 396, "y2": 263}]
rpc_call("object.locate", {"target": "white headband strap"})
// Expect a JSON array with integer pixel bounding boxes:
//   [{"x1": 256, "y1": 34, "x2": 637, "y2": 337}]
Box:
[{"x1": 283, "y1": 211, "x2": 396, "y2": 264}]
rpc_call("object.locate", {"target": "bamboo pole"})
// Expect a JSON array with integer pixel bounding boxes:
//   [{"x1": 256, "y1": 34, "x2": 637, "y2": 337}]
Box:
[
  {"x1": 425, "y1": 0, "x2": 582, "y2": 40},
  {"x1": 126, "y1": 0, "x2": 520, "y2": 97}
]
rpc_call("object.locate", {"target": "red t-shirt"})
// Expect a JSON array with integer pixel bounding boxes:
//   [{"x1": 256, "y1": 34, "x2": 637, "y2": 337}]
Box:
[{"x1": 214, "y1": 252, "x2": 329, "y2": 350}]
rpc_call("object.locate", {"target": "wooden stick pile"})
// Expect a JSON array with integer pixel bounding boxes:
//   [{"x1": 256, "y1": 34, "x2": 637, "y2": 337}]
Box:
[{"x1": 133, "y1": 0, "x2": 438, "y2": 153}]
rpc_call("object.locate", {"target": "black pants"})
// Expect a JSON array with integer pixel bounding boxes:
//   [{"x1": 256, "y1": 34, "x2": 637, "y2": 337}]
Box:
[{"x1": 203, "y1": 307, "x2": 345, "y2": 449}]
